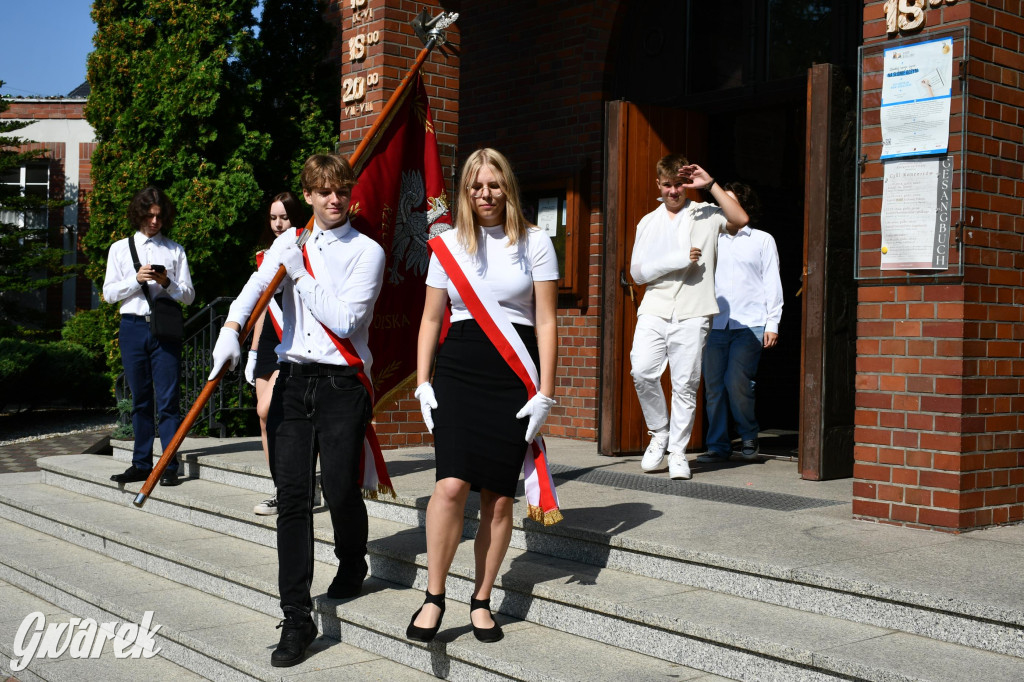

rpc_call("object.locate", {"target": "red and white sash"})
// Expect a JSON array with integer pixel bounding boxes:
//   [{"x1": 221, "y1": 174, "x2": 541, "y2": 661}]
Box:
[
  {"x1": 428, "y1": 230, "x2": 562, "y2": 525},
  {"x1": 293, "y1": 231, "x2": 395, "y2": 498},
  {"x1": 255, "y1": 250, "x2": 284, "y2": 341}
]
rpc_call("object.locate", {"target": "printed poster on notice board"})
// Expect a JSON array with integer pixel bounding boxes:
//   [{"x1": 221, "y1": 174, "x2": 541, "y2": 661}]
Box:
[
  {"x1": 880, "y1": 37, "x2": 954, "y2": 159},
  {"x1": 880, "y1": 156, "x2": 954, "y2": 270}
]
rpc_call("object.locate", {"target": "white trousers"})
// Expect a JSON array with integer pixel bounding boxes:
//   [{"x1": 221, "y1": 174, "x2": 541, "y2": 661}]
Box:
[{"x1": 630, "y1": 314, "x2": 710, "y2": 454}]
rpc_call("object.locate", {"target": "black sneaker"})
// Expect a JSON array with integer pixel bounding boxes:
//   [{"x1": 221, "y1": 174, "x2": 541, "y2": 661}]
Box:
[
  {"x1": 110, "y1": 466, "x2": 150, "y2": 484},
  {"x1": 270, "y1": 612, "x2": 317, "y2": 667},
  {"x1": 740, "y1": 439, "x2": 760, "y2": 461},
  {"x1": 326, "y1": 571, "x2": 364, "y2": 599},
  {"x1": 253, "y1": 496, "x2": 278, "y2": 515},
  {"x1": 696, "y1": 452, "x2": 730, "y2": 463}
]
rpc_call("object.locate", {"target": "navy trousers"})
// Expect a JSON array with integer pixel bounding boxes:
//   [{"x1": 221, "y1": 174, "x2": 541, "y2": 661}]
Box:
[{"x1": 119, "y1": 314, "x2": 181, "y2": 474}]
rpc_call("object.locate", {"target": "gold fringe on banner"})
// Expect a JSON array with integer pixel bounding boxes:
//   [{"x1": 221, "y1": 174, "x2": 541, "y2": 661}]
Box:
[
  {"x1": 363, "y1": 482, "x2": 397, "y2": 501},
  {"x1": 527, "y1": 505, "x2": 564, "y2": 526}
]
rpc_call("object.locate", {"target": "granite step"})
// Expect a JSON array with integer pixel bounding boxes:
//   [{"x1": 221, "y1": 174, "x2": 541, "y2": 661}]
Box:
[
  {"x1": 5, "y1": 464, "x2": 1024, "y2": 681},
  {"x1": 0, "y1": 577, "x2": 206, "y2": 682},
  {"x1": 111, "y1": 437, "x2": 276, "y2": 496},
  {"x1": 0, "y1": 486, "x2": 710, "y2": 682},
  {"x1": 92, "y1": 447, "x2": 1024, "y2": 660},
  {"x1": 0, "y1": 516, "x2": 439, "y2": 681}
]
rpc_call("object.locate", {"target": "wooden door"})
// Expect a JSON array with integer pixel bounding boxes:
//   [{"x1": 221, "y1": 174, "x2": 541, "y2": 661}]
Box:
[
  {"x1": 799, "y1": 64, "x2": 857, "y2": 480},
  {"x1": 600, "y1": 101, "x2": 708, "y2": 456}
]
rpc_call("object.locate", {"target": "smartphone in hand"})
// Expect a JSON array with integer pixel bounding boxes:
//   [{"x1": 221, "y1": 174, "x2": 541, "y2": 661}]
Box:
[{"x1": 152, "y1": 264, "x2": 166, "y2": 274}]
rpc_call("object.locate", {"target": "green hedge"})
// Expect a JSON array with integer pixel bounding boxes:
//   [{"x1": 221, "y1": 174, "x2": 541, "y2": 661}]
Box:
[
  {"x1": 0, "y1": 338, "x2": 112, "y2": 411},
  {"x1": 61, "y1": 304, "x2": 123, "y2": 392}
]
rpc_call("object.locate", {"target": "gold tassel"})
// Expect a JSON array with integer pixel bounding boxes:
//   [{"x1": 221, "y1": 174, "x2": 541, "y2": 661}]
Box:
[
  {"x1": 362, "y1": 482, "x2": 397, "y2": 501},
  {"x1": 526, "y1": 505, "x2": 564, "y2": 526},
  {"x1": 543, "y1": 508, "x2": 564, "y2": 526}
]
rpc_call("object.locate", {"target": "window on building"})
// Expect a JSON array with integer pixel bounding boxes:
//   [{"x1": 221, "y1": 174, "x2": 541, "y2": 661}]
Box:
[
  {"x1": 520, "y1": 164, "x2": 591, "y2": 306},
  {"x1": 0, "y1": 161, "x2": 50, "y2": 230}
]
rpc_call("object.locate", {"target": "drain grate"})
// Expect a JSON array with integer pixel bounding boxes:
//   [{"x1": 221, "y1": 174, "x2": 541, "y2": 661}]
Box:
[
  {"x1": 405, "y1": 452, "x2": 845, "y2": 512},
  {"x1": 547, "y1": 463, "x2": 845, "y2": 512}
]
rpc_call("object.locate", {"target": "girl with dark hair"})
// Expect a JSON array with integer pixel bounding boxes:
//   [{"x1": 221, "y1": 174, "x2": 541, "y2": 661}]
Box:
[{"x1": 245, "y1": 191, "x2": 307, "y2": 515}]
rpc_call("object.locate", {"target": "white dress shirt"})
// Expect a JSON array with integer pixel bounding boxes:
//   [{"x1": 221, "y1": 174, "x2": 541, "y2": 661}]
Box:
[
  {"x1": 102, "y1": 231, "x2": 195, "y2": 314},
  {"x1": 227, "y1": 220, "x2": 385, "y2": 378},
  {"x1": 711, "y1": 225, "x2": 783, "y2": 334},
  {"x1": 425, "y1": 225, "x2": 559, "y2": 326}
]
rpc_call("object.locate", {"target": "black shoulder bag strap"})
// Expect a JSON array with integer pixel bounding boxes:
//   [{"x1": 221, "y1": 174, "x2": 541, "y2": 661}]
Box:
[
  {"x1": 127, "y1": 234, "x2": 184, "y2": 341},
  {"x1": 126, "y1": 235, "x2": 156, "y2": 314}
]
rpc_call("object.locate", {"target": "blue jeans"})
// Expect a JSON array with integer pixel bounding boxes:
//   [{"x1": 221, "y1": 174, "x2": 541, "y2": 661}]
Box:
[
  {"x1": 270, "y1": 368, "x2": 371, "y2": 615},
  {"x1": 703, "y1": 326, "x2": 763, "y2": 455},
  {"x1": 119, "y1": 314, "x2": 181, "y2": 473}
]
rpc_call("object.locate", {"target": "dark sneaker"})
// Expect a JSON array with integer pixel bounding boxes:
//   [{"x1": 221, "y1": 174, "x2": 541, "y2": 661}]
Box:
[
  {"x1": 110, "y1": 466, "x2": 150, "y2": 484},
  {"x1": 740, "y1": 439, "x2": 760, "y2": 461},
  {"x1": 696, "y1": 452, "x2": 731, "y2": 463},
  {"x1": 253, "y1": 496, "x2": 278, "y2": 515},
  {"x1": 326, "y1": 572, "x2": 364, "y2": 599},
  {"x1": 270, "y1": 612, "x2": 318, "y2": 667}
]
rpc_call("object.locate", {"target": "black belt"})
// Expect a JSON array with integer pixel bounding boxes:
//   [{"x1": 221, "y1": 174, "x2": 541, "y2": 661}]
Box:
[
  {"x1": 122, "y1": 312, "x2": 152, "y2": 322},
  {"x1": 280, "y1": 362, "x2": 358, "y2": 377}
]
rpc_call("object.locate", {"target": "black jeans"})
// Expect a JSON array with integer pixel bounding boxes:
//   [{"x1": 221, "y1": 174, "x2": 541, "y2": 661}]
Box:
[{"x1": 269, "y1": 368, "x2": 372, "y2": 614}]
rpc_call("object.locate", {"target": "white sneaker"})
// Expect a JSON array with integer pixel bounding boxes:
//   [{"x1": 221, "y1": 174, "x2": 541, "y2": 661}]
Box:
[
  {"x1": 641, "y1": 431, "x2": 669, "y2": 472},
  {"x1": 668, "y1": 452, "x2": 692, "y2": 480},
  {"x1": 254, "y1": 496, "x2": 278, "y2": 515}
]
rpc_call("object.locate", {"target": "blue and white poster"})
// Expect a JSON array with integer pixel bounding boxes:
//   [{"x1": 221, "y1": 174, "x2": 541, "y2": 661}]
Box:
[{"x1": 880, "y1": 37, "x2": 953, "y2": 159}]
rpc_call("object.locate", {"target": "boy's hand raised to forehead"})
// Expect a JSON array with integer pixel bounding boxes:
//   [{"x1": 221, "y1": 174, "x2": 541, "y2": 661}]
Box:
[{"x1": 678, "y1": 164, "x2": 715, "y2": 191}]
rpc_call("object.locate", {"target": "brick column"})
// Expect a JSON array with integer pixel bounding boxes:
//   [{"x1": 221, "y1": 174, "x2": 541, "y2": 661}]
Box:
[
  {"x1": 328, "y1": 0, "x2": 459, "y2": 447},
  {"x1": 854, "y1": 1, "x2": 1024, "y2": 531}
]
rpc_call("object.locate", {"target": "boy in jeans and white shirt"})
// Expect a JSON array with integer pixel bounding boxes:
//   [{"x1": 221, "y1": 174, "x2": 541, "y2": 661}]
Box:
[{"x1": 628, "y1": 154, "x2": 747, "y2": 479}]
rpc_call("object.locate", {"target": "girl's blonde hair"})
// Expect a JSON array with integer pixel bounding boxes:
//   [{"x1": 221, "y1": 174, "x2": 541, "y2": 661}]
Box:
[{"x1": 454, "y1": 148, "x2": 531, "y2": 254}]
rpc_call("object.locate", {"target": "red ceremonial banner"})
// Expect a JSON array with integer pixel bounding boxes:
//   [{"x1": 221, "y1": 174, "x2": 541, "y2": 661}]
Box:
[{"x1": 348, "y1": 74, "x2": 452, "y2": 407}]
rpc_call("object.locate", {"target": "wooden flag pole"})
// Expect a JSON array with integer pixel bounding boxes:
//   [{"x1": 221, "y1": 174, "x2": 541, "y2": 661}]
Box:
[{"x1": 133, "y1": 10, "x2": 458, "y2": 508}]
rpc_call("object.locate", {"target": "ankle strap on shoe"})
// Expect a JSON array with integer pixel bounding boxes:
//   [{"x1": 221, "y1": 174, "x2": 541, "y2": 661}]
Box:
[
  {"x1": 470, "y1": 597, "x2": 491, "y2": 611},
  {"x1": 423, "y1": 589, "x2": 446, "y2": 607}
]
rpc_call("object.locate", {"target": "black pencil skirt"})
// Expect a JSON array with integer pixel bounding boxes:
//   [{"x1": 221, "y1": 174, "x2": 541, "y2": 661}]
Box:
[
  {"x1": 254, "y1": 312, "x2": 281, "y2": 378},
  {"x1": 431, "y1": 319, "x2": 538, "y2": 498}
]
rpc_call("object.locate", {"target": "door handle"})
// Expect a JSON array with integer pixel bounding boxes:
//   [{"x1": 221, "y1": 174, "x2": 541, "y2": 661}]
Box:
[{"x1": 620, "y1": 271, "x2": 636, "y2": 305}]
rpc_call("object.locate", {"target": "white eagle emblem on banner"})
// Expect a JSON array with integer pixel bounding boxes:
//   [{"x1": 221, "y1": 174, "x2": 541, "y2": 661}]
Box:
[{"x1": 388, "y1": 169, "x2": 450, "y2": 285}]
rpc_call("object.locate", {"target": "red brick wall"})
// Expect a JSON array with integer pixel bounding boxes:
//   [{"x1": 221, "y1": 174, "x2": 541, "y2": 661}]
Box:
[
  {"x1": 78, "y1": 141, "x2": 97, "y2": 311},
  {"x1": 358, "y1": 1, "x2": 622, "y2": 447},
  {"x1": 327, "y1": 0, "x2": 458, "y2": 447},
  {"x1": 855, "y1": 0, "x2": 1024, "y2": 531},
  {"x1": 0, "y1": 100, "x2": 86, "y2": 121}
]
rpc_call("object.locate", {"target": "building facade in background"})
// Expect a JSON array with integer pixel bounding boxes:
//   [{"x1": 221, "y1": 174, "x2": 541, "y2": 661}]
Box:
[
  {"x1": 0, "y1": 84, "x2": 97, "y2": 324},
  {"x1": 330, "y1": 0, "x2": 1022, "y2": 533}
]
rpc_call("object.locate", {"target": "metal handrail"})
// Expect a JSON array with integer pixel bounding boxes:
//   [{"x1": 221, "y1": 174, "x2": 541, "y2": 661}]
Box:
[{"x1": 115, "y1": 297, "x2": 255, "y2": 439}]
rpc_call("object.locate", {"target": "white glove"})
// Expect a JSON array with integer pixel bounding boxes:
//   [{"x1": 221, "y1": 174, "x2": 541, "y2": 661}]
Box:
[
  {"x1": 277, "y1": 243, "x2": 306, "y2": 281},
  {"x1": 414, "y1": 382, "x2": 437, "y2": 433},
  {"x1": 516, "y1": 392, "x2": 556, "y2": 443},
  {"x1": 208, "y1": 327, "x2": 240, "y2": 380},
  {"x1": 244, "y1": 349, "x2": 259, "y2": 386}
]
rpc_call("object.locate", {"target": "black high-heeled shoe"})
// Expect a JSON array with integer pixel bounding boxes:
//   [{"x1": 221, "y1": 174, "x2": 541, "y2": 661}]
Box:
[
  {"x1": 406, "y1": 589, "x2": 445, "y2": 642},
  {"x1": 470, "y1": 596, "x2": 503, "y2": 643}
]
